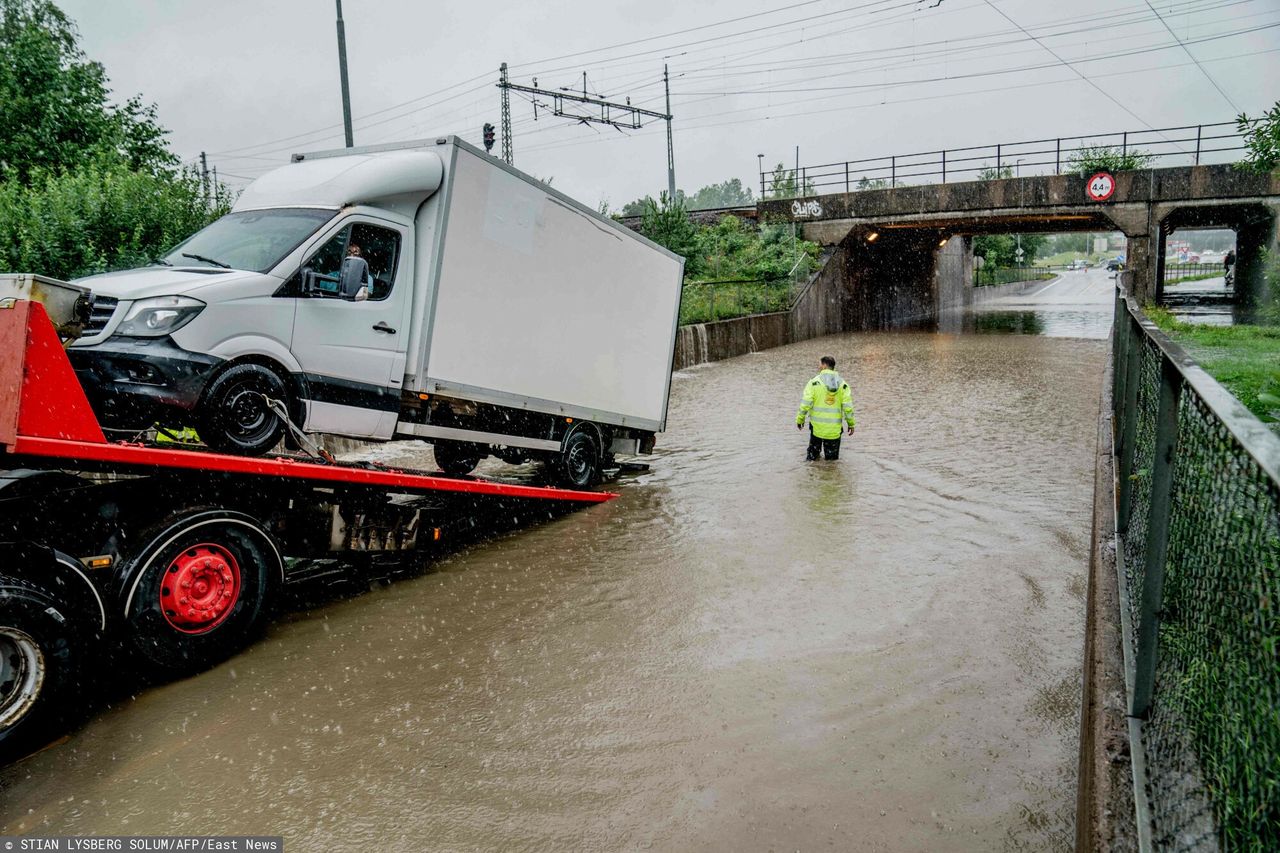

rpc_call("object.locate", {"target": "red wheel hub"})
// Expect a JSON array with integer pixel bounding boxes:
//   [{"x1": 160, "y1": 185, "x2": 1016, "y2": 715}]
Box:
[{"x1": 159, "y1": 544, "x2": 241, "y2": 634}]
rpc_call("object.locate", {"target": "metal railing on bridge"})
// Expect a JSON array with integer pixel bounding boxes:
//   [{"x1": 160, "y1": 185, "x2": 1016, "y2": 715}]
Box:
[
  {"x1": 762, "y1": 122, "x2": 1246, "y2": 198},
  {"x1": 1111, "y1": 285, "x2": 1279, "y2": 851}
]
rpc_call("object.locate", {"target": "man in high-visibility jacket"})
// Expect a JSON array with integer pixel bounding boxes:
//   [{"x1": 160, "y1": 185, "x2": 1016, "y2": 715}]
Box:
[{"x1": 796, "y1": 355, "x2": 856, "y2": 460}]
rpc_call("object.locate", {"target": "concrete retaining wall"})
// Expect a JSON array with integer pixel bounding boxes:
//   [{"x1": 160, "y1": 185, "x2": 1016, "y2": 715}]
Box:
[{"x1": 673, "y1": 239, "x2": 855, "y2": 368}]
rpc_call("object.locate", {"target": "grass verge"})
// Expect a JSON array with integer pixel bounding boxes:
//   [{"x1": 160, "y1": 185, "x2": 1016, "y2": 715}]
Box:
[{"x1": 1146, "y1": 305, "x2": 1280, "y2": 425}]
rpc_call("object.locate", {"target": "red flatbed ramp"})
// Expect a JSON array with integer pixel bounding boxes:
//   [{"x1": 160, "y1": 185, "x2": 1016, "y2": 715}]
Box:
[{"x1": 0, "y1": 299, "x2": 614, "y2": 505}]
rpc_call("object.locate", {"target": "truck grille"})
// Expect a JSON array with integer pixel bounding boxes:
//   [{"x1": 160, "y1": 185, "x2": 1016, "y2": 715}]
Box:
[{"x1": 84, "y1": 296, "x2": 118, "y2": 336}]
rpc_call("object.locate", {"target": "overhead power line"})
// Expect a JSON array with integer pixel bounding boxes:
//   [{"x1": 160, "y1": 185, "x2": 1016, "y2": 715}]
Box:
[{"x1": 1142, "y1": 0, "x2": 1242, "y2": 112}]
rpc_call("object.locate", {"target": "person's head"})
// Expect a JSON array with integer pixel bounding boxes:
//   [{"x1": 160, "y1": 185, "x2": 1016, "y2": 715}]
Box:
[
  {"x1": 820, "y1": 356, "x2": 836, "y2": 370},
  {"x1": 347, "y1": 243, "x2": 362, "y2": 257}
]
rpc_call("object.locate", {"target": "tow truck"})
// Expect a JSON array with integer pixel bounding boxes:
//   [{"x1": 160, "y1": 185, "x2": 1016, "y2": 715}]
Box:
[{"x1": 0, "y1": 291, "x2": 617, "y2": 762}]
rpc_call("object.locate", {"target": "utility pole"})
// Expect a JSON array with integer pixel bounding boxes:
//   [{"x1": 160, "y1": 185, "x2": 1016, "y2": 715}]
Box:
[
  {"x1": 497, "y1": 68, "x2": 671, "y2": 190},
  {"x1": 499, "y1": 62, "x2": 513, "y2": 165},
  {"x1": 199, "y1": 151, "x2": 209, "y2": 204},
  {"x1": 664, "y1": 64, "x2": 675, "y2": 201},
  {"x1": 335, "y1": 0, "x2": 354, "y2": 147}
]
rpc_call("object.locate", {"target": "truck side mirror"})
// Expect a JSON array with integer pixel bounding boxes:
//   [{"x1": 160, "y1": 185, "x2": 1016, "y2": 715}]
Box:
[
  {"x1": 300, "y1": 268, "x2": 318, "y2": 296},
  {"x1": 339, "y1": 257, "x2": 370, "y2": 301}
]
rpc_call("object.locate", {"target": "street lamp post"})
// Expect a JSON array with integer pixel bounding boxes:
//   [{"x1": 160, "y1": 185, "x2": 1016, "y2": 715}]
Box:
[{"x1": 758, "y1": 153, "x2": 765, "y2": 199}]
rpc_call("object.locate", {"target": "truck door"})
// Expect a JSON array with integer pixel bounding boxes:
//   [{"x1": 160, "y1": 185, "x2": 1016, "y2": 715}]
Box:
[{"x1": 289, "y1": 218, "x2": 412, "y2": 438}]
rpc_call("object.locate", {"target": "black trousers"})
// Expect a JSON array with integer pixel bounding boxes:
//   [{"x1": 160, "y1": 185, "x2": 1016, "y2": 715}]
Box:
[{"x1": 807, "y1": 425, "x2": 841, "y2": 460}]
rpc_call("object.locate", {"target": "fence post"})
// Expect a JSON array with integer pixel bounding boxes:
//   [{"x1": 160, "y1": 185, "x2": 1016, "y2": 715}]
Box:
[
  {"x1": 845, "y1": 162, "x2": 850, "y2": 194},
  {"x1": 802, "y1": 167, "x2": 807, "y2": 194},
  {"x1": 760, "y1": 170, "x2": 766, "y2": 199},
  {"x1": 1131, "y1": 355, "x2": 1182, "y2": 719},
  {"x1": 710, "y1": 285, "x2": 717, "y2": 322},
  {"x1": 996, "y1": 144, "x2": 1001, "y2": 173},
  {"x1": 1122, "y1": 131, "x2": 1128, "y2": 158},
  {"x1": 1055, "y1": 138, "x2": 1061, "y2": 174},
  {"x1": 941, "y1": 150, "x2": 947, "y2": 184},
  {"x1": 891, "y1": 156, "x2": 896, "y2": 188},
  {"x1": 1116, "y1": 313, "x2": 1142, "y2": 533},
  {"x1": 1195, "y1": 125, "x2": 1202, "y2": 165}
]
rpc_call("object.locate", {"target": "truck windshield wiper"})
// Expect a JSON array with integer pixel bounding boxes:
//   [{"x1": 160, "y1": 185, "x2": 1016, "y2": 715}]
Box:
[{"x1": 182, "y1": 252, "x2": 231, "y2": 269}]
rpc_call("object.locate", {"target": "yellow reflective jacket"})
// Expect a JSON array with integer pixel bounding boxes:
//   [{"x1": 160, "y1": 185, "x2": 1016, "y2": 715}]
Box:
[{"x1": 796, "y1": 369, "x2": 856, "y2": 439}]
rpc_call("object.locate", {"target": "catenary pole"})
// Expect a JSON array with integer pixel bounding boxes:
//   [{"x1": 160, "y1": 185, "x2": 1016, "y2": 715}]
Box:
[
  {"x1": 335, "y1": 0, "x2": 354, "y2": 147},
  {"x1": 664, "y1": 64, "x2": 676, "y2": 201}
]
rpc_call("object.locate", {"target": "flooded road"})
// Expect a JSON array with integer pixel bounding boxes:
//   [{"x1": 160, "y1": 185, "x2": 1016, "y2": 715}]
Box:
[{"x1": 1, "y1": 318, "x2": 1109, "y2": 851}]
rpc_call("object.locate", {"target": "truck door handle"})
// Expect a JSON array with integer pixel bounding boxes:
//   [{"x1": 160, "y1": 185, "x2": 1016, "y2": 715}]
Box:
[{"x1": 372, "y1": 322, "x2": 397, "y2": 334}]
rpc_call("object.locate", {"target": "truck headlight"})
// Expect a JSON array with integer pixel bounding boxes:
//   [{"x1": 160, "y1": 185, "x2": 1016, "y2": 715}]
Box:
[{"x1": 113, "y1": 296, "x2": 205, "y2": 337}]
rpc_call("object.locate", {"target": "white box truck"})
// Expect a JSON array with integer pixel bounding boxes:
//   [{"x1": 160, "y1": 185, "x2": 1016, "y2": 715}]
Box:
[{"x1": 45, "y1": 138, "x2": 684, "y2": 486}]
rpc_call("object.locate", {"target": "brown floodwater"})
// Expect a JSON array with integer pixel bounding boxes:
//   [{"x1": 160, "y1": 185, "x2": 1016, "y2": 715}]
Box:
[{"x1": 0, "y1": 323, "x2": 1108, "y2": 852}]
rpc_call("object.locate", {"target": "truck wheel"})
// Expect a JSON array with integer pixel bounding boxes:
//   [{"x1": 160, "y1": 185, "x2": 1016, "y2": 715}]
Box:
[
  {"x1": 0, "y1": 577, "x2": 90, "y2": 763},
  {"x1": 115, "y1": 511, "x2": 282, "y2": 677},
  {"x1": 556, "y1": 428, "x2": 601, "y2": 488},
  {"x1": 197, "y1": 364, "x2": 287, "y2": 456},
  {"x1": 433, "y1": 441, "x2": 482, "y2": 475}
]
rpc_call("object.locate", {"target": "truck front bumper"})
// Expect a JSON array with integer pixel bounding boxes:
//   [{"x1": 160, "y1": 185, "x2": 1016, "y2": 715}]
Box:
[{"x1": 67, "y1": 336, "x2": 224, "y2": 428}]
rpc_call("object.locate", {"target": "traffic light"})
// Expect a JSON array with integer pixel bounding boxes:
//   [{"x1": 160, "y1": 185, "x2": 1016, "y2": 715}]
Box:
[{"x1": 483, "y1": 123, "x2": 495, "y2": 153}]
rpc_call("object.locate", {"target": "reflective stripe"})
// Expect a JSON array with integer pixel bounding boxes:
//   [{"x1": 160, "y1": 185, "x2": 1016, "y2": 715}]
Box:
[
  {"x1": 813, "y1": 406, "x2": 840, "y2": 414},
  {"x1": 810, "y1": 415, "x2": 843, "y2": 424}
]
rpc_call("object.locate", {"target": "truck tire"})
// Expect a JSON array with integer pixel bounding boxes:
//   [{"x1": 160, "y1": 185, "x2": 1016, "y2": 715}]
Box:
[
  {"x1": 197, "y1": 364, "x2": 288, "y2": 456},
  {"x1": 114, "y1": 511, "x2": 282, "y2": 677},
  {"x1": 433, "y1": 441, "x2": 482, "y2": 475},
  {"x1": 0, "y1": 574, "x2": 94, "y2": 764},
  {"x1": 556, "y1": 427, "x2": 602, "y2": 489}
]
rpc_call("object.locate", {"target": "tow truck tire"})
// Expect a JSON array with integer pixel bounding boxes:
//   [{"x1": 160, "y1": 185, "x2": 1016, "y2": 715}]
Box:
[
  {"x1": 0, "y1": 576, "x2": 90, "y2": 764},
  {"x1": 197, "y1": 364, "x2": 288, "y2": 456},
  {"x1": 433, "y1": 441, "x2": 482, "y2": 475},
  {"x1": 556, "y1": 427, "x2": 602, "y2": 489},
  {"x1": 114, "y1": 511, "x2": 282, "y2": 677}
]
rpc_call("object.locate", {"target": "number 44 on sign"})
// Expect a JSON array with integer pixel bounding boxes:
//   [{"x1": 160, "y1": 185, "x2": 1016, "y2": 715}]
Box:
[{"x1": 1086, "y1": 172, "x2": 1116, "y2": 202}]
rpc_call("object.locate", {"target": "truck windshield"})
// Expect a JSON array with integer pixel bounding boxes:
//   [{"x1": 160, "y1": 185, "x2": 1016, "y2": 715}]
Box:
[{"x1": 160, "y1": 208, "x2": 336, "y2": 273}]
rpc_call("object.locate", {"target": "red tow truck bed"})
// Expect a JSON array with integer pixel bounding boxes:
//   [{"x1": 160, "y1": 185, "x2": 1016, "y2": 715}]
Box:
[{"x1": 0, "y1": 298, "x2": 615, "y2": 504}]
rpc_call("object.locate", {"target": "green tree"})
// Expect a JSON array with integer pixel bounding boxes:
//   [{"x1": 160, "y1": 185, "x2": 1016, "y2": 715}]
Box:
[
  {"x1": 767, "y1": 163, "x2": 815, "y2": 198},
  {"x1": 0, "y1": 0, "x2": 175, "y2": 181},
  {"x1": 686, "y1": 178, "x2": 753, "y2": 210},
  {"x1": 639, "y1": 192, "x2": 701, "y2": 274},
  {"x1": 977, "y1": 164, "x2": 1013, "y2": 180},
  {"x1": 0, "y1": 0, "x2": 229, "y2": 280},
  {"x1": 855, "y1": 176, "x2": 889, "y2": 190},
  {"x1": 1065, "y1": 144, "x2": 1153, "y2": 175},
  {"x1": 972, "y1": 233, "x2": 1046, "y2": 268},
  {"x1": 0, "y1": 160, "x2": 230, "y2": 280},
  {"x1": 1236, "y1": 101, "x2": 1280, "y2": 173}
]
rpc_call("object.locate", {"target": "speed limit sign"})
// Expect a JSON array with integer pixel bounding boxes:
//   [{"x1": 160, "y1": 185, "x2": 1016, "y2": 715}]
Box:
[{"x1": 1086, "y1": 172, "x2": 1116, "y2": 202}]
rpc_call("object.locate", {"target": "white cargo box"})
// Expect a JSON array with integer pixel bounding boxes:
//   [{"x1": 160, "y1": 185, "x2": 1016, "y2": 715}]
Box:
[{"x1": 412, "y1": 141, "x2": 684, "y2": 432}]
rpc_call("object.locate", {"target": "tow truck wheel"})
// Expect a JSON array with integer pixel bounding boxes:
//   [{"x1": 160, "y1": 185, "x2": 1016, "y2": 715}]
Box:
[
  {"x1": 115, "y1": 511, "x2": 282, "y2": 676},
  {"x1": 0, "y1": 576, "x2": 88, "y2": 763},
  {"x1": 197, "y1": 364, "x2": 288, "y2": 456},
  {"x1": 556, "y1": 427, "x2": 602, "y2": 488},
  {"x1": 433, "y1": 440, "x2": 482, "y2": 475}
]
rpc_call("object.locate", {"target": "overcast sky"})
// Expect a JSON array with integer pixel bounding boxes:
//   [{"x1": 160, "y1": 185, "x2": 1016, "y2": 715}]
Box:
[{"x1": 57, "y1": 0, "x2": 1279, "y2": 208}]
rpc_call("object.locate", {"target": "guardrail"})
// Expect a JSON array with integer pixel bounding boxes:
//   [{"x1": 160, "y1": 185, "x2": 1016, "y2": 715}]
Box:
[
  {"x1": 763, "y1": 122, "x2": 1246, "y2": 198},
  {"x1": 1111, "y1": 284, "x2": 1279, "y2": 851},
  {"x1": 1163, "y1": 263, "x2": 1226, "y2": 283},
  {"x1": 973, "y1": 266, "x2": 1057, "y2": 287}
]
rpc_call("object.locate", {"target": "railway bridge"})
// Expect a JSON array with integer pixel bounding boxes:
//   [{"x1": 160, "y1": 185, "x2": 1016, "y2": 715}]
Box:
[{"x1": 757, "y1": 163, "x2": 1280, "y2": 327}]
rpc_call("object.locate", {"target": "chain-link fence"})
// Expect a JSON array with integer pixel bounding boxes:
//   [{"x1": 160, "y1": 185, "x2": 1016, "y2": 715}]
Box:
[{"x1": 1112, "y1": 287, "x2": 1279, "y2": 851}]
